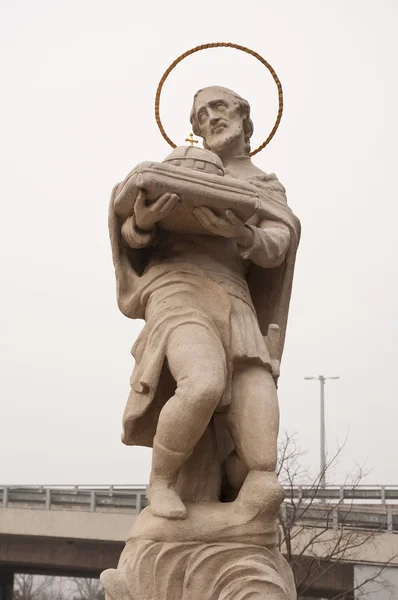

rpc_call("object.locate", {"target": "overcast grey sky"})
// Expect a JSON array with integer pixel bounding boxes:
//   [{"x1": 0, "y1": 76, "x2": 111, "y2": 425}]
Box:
[{"x1": 1, "y1": 0, "x2": 397, "y2": 485}]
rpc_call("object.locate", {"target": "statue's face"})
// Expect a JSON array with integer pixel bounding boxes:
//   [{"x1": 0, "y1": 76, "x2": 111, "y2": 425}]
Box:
[{"x1": 193, "y1": 88, "x2": 244, "y2": 154}]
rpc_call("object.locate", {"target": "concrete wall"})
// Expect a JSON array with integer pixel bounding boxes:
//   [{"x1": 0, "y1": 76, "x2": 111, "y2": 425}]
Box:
[
  {"x1": 0, "y1": 534, "x2": 123, "y2": 575},
  {"x1": 0, "y1": 507, "x2": 133, "y2": 577},
  {"x1": 290, "y1": 526, "x2": 398, "y2": 566},
  {"x1": 0, "y1": 508, "x2": 135, "y2": 542}
]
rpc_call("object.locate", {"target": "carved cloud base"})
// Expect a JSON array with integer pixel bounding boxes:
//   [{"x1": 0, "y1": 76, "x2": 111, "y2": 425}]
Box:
[
  {"x1": 102, "y1": 540, "x2": 295, "y2": 600},
  {"x1": 101, "y1": 472, "x2": 296, "y2": 600}
]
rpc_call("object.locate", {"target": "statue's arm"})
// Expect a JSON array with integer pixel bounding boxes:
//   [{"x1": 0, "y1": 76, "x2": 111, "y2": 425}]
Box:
[
  {"x1": 121, "y1": 214, "x2": 156, "y2": 249},
  {"x1": 192, "y1": 205, "x2": 290, "y2": 266},
  {"x1": 120, "y1": 190, "x2": 179, "y2": 249},
  {"x1": 238, "y1": 218, "x2": 291, "y2": 268}
]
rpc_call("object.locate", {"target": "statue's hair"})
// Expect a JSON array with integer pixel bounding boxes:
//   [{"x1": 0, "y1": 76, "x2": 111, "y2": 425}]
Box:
[{"x1": 190, "y1": 86, "x2": 254, "y2": 155}]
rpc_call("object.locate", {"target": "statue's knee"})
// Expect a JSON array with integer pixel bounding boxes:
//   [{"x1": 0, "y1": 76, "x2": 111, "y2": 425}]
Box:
[
  {"x1": 197, "y1": 376, "x2": 225, "y2": 406},
  {"x1": 190, "y1": 365, "x2": 226, "y2": 408}
]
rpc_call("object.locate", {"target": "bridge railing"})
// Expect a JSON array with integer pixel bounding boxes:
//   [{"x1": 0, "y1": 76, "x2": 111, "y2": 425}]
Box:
[
  {"x1": 0, "y1": 485, "x2": 148, "y2": 514},
  {"x1": 286, "y1": 485, "x2": 398, "y2": 503},
  {"x1": 1, "y1": 485, "x2": 397, "y2": 532},
  {"x1": 281, "y1": 502, "x2": 397, "y2": 534}
]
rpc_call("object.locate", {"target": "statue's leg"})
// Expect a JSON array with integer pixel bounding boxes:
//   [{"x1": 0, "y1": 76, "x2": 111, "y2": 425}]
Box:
[
  {"x1": 149, "y1": 323, "x2": 227, "y2": 519},
  {"x1": 226, "y1": 364, "x2": 279, "y2": 489}
]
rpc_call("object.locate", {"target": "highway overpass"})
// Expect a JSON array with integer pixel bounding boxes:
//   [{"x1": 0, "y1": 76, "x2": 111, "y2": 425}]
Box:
[{"x1": 0, "y1": 485, "x2": 397, "y2": 599}]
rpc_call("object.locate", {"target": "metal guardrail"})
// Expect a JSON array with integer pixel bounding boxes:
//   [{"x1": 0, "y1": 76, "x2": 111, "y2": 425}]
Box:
[
  {"x1": 0, "y1": 485, "x2": 148, "y2": 515},
  {"x1": 285, "y1": 485, "x2": 398, "y2": 503},
  {"x1": 281, "y1": 502, "x2": 397, "y2": 534},
  {"x1": 1, "y1": 485, "x2": 397, "y2": 533}
]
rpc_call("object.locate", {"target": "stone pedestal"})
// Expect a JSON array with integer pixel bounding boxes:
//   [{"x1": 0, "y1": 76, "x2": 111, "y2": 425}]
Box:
[{"x1": 101, "y1": 472, "x2": 296, "y2": 600}]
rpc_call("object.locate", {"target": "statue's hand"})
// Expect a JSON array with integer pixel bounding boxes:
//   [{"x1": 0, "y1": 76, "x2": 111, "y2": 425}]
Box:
[
  {"x1": 134, "y1": 190, "x2": 180, "y2": 231},
  {"x1": 193, "y1": 207, "x2": 253, "y2": 248}
]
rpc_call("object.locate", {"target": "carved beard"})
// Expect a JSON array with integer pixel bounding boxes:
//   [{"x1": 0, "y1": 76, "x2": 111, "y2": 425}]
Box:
[{"x1": 203, "y1": 121, "x2": 244, "y2": 156}]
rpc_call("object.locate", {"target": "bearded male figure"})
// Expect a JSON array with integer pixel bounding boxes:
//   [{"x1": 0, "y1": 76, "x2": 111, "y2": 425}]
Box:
[{"x1": 109, "y1": 86, "x2": 300, "y2": 520}]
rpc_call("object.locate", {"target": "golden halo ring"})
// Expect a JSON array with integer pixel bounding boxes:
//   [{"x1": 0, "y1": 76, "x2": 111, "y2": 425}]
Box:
[{"x1": 154, "y1": 42, "x2": 283, "y2": 157}]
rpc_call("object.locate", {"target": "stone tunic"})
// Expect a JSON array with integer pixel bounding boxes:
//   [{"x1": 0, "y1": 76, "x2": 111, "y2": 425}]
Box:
[
  {"x1": 114, "y1": 172, "x2": 298, "y2": 446},
  {"x1": 146, "y1": 230, "x2": 272, "y2": 366},
  {"x1": 124, "y1": 217, "x2": 290, "y2": 368}
]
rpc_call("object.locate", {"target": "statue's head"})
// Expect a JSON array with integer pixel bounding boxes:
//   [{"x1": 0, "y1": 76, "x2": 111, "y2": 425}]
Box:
[{"x1": 190, "y1": 86, "x2": 254, "y2": 157}]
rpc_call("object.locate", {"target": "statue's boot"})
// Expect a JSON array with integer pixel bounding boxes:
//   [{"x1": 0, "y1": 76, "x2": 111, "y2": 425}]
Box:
[
  {"x1": 149, "y1": 440, "x2": 190, "y2": 519},
  {"x1": 148, "y1": 485, "x2": 187, "y2": 519}
]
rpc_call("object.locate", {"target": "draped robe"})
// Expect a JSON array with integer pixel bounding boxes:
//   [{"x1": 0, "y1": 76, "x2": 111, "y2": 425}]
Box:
[{"x1": 109, "y1": 157, "x2": 301, "y2": 447}]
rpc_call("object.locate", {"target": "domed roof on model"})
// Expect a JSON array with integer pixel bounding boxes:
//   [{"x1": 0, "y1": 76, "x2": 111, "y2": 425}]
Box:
[{"x1": 163, "y1": 146, "x2": 224, "y2": 176}]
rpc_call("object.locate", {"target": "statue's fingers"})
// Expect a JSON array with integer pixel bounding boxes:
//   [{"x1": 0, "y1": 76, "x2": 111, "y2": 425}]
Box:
[
  {"x1": 135, "y1": 189, "x2": 147, "y2": 212},
  {"x1": 199, "y1": 206, "x2": 222, "y2": 226},
  {"x1": 160, "y1": 194, "x2": 180, "y2": 215},
  {"x1": 149, "y1": 193, "x2": 172, "y2": 212},
  {"x1": 193, "y1": 208, "x2": 216, "y2": 230},
  {"x1": 192, "y1": 208, "x2": 207, "y2": 225},
  {"x1": 199, "y1": 206, "x2": 217, "y2": 219},
  {"x1": 225, "y1": 210, "x2": 242, "y2": 225},
  {"x1": 157, "y1": 192, "x2": 173, "y2": 206}
]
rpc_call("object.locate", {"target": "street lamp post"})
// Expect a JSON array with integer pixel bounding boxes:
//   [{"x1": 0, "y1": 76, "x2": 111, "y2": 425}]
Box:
[{"x1": 304, "y1": 375, "x2": 340, "y2": 487}]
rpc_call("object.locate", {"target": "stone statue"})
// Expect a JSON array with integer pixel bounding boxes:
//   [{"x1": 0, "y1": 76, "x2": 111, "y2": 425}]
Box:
[{"x1": 104, "y1": 86, "x2": 300, "y2": 600}]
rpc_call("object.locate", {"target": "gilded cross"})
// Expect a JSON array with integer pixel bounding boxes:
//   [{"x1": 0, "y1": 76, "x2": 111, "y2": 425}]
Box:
[{"x1": 185, "y1": 133, "x2": 198, "y2": 146}]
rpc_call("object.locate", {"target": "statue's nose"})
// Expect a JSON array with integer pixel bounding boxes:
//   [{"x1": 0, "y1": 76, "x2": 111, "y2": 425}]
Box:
[{"x1": 209, "y1": 115, "x2": 221, "y2": 125}]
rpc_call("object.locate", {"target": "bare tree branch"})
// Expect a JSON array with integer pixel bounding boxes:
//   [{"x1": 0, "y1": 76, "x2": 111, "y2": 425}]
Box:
[{"x1": 277, "y1": 432, "x2": 396, "y2": 598}]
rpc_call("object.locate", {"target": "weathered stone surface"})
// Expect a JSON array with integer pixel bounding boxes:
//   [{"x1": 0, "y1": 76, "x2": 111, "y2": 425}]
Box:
[
  {"x1": 103, "y1": 542, "x2": 295, "y2": 600},
  {"x1": 104, "y1": 85, "x2": 300, "y2": 599}
]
